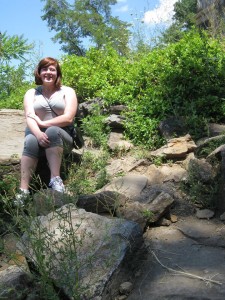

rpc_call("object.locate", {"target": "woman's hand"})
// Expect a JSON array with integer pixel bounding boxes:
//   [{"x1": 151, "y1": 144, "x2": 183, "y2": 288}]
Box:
[{"x1": 36, "y1": 132, "x2": 50, "y2": 148}]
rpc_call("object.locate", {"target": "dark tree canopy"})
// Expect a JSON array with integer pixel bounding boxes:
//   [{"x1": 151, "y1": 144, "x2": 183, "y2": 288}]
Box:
[
  {"x1": 41, "y1": 0, "x2": 131, "y2": 56},
  {"x1": 173, "y1": 0, "x2": 198, "y2": 28},
  {"x1": 159, "y1": 0, "x2": 198, "y2": 44}
]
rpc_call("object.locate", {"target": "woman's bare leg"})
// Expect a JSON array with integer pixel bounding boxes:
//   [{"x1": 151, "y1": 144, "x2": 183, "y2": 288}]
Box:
[
  {"x1": 20, "y1": 156, "x2": 38, "y2": 190},
  {"x1": 45, "y1": 146, "x2": 63, "y2": 179}
]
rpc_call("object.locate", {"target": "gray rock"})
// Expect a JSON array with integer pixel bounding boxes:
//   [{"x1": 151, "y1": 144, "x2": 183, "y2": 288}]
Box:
[
  {"x1": 156, "y1": 217, "x2": 171, "y2": 226},
  {"x1": 208, "y1": 123, "x2": 225, "y2": 137},
  {"x1": 109, "y1": 105, "x2": 127, "y2": 115},
  {"x1": 101, "y1": 174, "x2": 148, "y2": 201},
  {"x1": 79, "y1": 98, "x2": 104, "y2": 116},
  {"x1": 159, "y1": 116, "x2": 187, "y2": 140},
  {"x1": 0, "y1": 265, "x2": 32, "y2": 300},
  {"x1": 104, "y1": 114, "x2": 126, "y2": 129},
  {"x1": 77, "y1": 190, "x2": 128, "y2": 214},
  {"x1": 18, "y1": 204, "x2": 143, "y2": 300},
  {"x1": 107, "y1": 132, "x2": 133, "y2": 151},
  {"x1": 196, "y1": 209, "x2": 215, "y2": 219},
  {"x1": 220, "y1": 212, "x2": 225, "y2": 221},
  {"x1": 187, "y1": 157, "x2": 215, "y2": 183},
  {"x1": 130, "y1": 222, "x2": 225, "y2": 300},
  {"x1": 119, "y1": 281, "x2": 133, "y2": 295},
  {"x1": 0, "y1": 109, "x2": 25, "y2": 162}
]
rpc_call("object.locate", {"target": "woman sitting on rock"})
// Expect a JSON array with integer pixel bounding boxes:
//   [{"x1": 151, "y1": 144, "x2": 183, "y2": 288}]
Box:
[{"x1": 15, "y1": 57, "x2": 78, "y2": 204}]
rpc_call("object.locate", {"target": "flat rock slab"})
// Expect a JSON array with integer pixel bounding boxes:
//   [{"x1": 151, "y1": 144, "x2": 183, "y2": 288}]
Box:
[
  {"x1": 101, "y1": 174, "x2": 148, "y2": 201},
  {"x1": 0, "y1": 109, "x2": 25, "y2": 161},
  {"x1": 127, "y1": 216, "x2": 225, "y2": 300}
]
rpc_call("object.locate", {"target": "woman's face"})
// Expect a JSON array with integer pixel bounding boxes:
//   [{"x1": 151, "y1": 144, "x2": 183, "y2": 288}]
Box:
[{"x1": 40, "y1": 64, "x2": 57, "y2": 84}]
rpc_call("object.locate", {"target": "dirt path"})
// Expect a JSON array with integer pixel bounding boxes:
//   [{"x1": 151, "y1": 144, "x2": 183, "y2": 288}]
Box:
[
  {"x1": 128, "y1": 215, "x2": 225, "y2": 300},
  {"x1": 0, "y1": 109, "x2": 25, "y2": 161}
]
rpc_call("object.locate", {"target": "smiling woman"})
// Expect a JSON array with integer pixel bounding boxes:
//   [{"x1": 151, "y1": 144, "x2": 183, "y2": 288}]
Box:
[{"x1": 14, "y1": 57, "x2": 78, "y2": 206}]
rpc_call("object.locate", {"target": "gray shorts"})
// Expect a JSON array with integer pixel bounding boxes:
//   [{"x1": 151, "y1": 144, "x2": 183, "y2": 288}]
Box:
[{"x1": 22, "y1": 126, "x2": 73, "y2": 158}]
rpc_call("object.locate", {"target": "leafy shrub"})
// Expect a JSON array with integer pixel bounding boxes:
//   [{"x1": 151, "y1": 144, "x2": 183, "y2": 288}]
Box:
[
  {"x1": 124, "y1": 29, "x2": 225, "y2": 147},
  {"x1": 81, "y1": 105, "x2": 111, "y2": 148},
  {"x1": 3, "y1": 29, "x2": 225, "y2": 149},
  {"x1": 0, "y1": 62, "x2": 33, "y2": 109},
  {"x1": 181, "y1": 161, "x2": 219, "y2": 209},
  {"x1": 0, "y1": 83, "x2": 33, "y2": 109},
  {"x1": 61, "y1": 46, "x2": 131, "y2": 104},
  {"x1": 61, "y1": 30, "x2": 225, "y2": 149},
  {"x1": 67, "y1": 151, "x2": 110, "y2": 195}
]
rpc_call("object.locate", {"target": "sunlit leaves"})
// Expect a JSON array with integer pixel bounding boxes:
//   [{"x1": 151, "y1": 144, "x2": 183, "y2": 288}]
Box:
[
  {"x1": 0, "y1": 32, "x2": 33, "y2": 61},
  {"x1": 41, "y1": 0, "x2": 131, "y2": 55}
]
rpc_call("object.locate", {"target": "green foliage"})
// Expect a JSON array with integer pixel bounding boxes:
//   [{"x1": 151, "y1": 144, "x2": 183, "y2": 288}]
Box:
[
  {"x1": 141, "y1": 209, "x2": 154, "y2": 222},
  {"x1": 41, "y1": 0, "x2": 131, "y2": 56},
  {"x1": 0, "y1": 32, "x2": 33, "y2": 61},
  {"x1": 124, "y1": 113, "x2": 163, "y2": 149},
  {"x1": 196, "y1": 136, "x2": 225, "y2": 158},
  {"x1": 3, "y1": 29, "x2": 225, "y2": 150},
  {"x1": 0, "y1": 174, "x2": 19, "y2": 198},
  {"x1": 181, "y1": 163, "x2": 219, "y2": 209},
  {"x1": 67, "y1": 151, "x2": 110, "y2": 195},
  {"x1": 0, "y1": 32, "x2": 34, "y2": 107},
  {"x1": 173, "y1": 0, "x2": 198, "y2": 28},
  {"x1": 160, "y1": 0, "x2": 197, "y2": 44},
  {"x1": 126, "y1": 29, "x2": 225, "y2": 145},
  {"x1": 61, "y1": 30, "x2": 225, "y2": 148},
  {"x1": 160, "y1": 30, "x2": 225, "y2": 121},
  {"x1": 61, "y1": 46, "x2": 132, "y2": 103},
  {"x1": 80, "y1": 104, "x2": 111, "y2": 148},
  {"x1": 182, "y1": 177, "x2": 218, "y2": 208},
  {"x1": 0, "y1": 81, "x2": 33, "y2": 109},
  {"x1": 82, "y1": 114, "x2": 110, "y2": 148}
]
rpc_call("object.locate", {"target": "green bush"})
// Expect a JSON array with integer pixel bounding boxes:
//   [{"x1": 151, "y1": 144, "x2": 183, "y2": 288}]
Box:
[
  {"x1": 61, "y1": 46, "x2": 131, "y2": 104},
  {"x1": 2, "y1": 29, "x2": 225, "y2": 149},
  {"x1": 0, "y1": 62, "x2": 33, "y2": 109},
  {"x1": 61, "y1": 30, "x2": 225, "y2": 149},
  {"x1": 67, "y1": 151, "x2": 110, "y2": 195},
  {"x1": 0, "y1": 83, "x2": 33, "y2": 109},
  {"x1": 124, "y1": 29, "x2": 225, "y2": 147}
]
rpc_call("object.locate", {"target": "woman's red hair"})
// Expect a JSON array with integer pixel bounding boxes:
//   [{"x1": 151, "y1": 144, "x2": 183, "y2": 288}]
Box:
[{"x1": 34, "y1": 57, "x2": 62, "y2": 88}]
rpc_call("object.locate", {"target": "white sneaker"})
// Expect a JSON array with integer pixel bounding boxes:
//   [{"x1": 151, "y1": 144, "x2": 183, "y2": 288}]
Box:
[
  {"x1": 14, "y1": 189, "x2": 30, "y2": 207},
  {"x1": 49, "y1": 176, "x2": 65, "y2": 193}
]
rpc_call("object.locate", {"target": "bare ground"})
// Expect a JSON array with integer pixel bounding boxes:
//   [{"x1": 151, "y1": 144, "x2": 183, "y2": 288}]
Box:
[{"x1": 0, "y1": 109, "x2": 25, "y2": 161}]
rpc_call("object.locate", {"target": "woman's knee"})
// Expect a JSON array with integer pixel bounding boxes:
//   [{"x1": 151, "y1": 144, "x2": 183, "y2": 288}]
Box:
[
  {"x1": 23, "y1": 134, "x2": 39, "y2": 157},
  {"x1": 45, "y1": 126, "x2": 63, "y2": 146},
  {"x1": 45, "y1": 126, "x2": 59, "y2": 139}
]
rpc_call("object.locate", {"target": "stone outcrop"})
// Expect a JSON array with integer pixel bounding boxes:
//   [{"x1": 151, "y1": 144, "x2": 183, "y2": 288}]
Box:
[
  {"x1": 151, "y1": 134, "x2": 197, "y2": 159},
  {"x1": 107, "y1": 132, "x2": 134, "y2": 151},
  {"x1": 18, "y1": 205, "x2": 143, "y2": 300},
  {"x1": 2, "y1": 109, "x2": 225, "y2": 299}
]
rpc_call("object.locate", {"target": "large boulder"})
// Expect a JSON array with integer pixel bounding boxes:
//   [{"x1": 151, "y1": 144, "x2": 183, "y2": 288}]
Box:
[{"x1": 18, "y1": 204, "x2": 143, "y2": 300}]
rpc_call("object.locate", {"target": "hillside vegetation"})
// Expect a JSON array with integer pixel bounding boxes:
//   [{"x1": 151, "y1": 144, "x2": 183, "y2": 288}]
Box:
[{"x1": 2, "y1": 30, "x2": 225, "y2": 149}]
